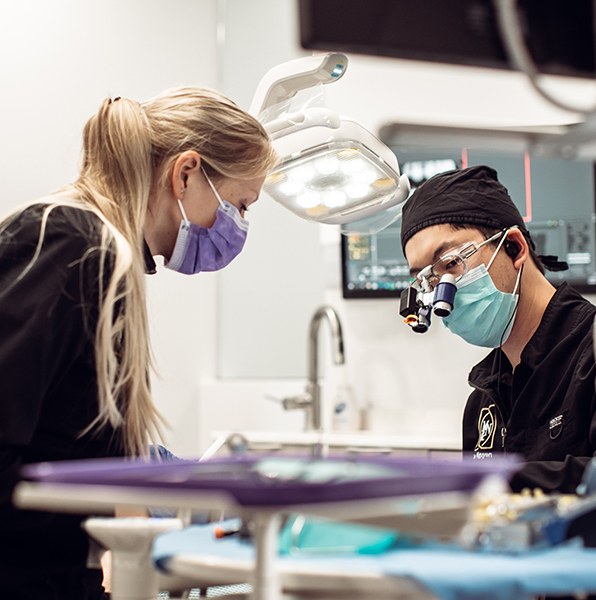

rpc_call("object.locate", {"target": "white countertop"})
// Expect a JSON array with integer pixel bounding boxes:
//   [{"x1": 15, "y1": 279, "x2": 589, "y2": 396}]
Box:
[{"x1": 208, "y1": 430, "x2": 461, "y2": 454}]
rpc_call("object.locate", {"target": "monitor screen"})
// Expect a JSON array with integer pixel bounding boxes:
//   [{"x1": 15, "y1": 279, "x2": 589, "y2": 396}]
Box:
[
  {"x1": 341, "y1": 149, "x2": 596, "y2": 298},
  {"x1": 299, "y1": 0, "x2": 595, "y2": 79}
]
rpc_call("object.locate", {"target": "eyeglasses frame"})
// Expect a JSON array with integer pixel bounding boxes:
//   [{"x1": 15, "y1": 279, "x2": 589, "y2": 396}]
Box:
[{"x1": 414, "y1": 228, "x2": 510, "y2": 292}]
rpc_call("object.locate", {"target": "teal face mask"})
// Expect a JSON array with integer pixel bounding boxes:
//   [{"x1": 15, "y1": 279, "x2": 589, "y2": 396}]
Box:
[{"x1": 442, "y1": 252, "x2": 522, "y2": 349}]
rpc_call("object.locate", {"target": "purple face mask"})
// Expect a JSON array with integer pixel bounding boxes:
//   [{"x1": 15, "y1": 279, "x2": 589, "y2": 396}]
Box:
[{"x1": 165, "y1": 170, "x2": 249, "y2": 275}]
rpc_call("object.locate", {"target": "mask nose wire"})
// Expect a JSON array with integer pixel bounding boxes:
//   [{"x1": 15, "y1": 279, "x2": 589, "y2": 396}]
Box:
[{"x1": 201, "y1": 166, "x2": 225, "y2": 208}]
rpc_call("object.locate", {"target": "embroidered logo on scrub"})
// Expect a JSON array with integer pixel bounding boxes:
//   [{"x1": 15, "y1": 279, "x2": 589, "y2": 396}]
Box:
[
  {"x1": 476, "y1": 404, "x2": 496, "y2": 451},
  {"x1": 549, "y1": 414, "x2": 564, "y2": 440}
]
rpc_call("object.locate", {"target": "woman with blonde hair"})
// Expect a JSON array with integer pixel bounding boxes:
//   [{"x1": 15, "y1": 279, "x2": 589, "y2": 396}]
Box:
[{"x1": 0, "y1": 86, "x2": 276, "y2": 599}]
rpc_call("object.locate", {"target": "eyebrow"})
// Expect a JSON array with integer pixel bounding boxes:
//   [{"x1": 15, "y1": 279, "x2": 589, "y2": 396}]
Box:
[{"x1": 408, "y1": 239, "x2": 463, "y2": 277}]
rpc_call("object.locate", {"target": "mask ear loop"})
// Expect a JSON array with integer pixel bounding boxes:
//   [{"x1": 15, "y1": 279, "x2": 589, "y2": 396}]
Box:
[
  {"x1": 486, "y1": 229, "x2": 509, "y2": 271},
  {"x1": 176, "y1": 184, "x2": 191, "y2": 225},
  {"x1": 177, "y1": 198, "x2": 190, "y2": 225},
  {"x1": 495, "y1": 228, "x2": 524, "y2": 348},
  {"x1": 499, "y1": 232, "x2": 524, "y2": 349},
  {"x1": 201, "y1": 166, "x2": 225, "y2": 208},
  {"x1": 495, "y1": 257, "x2": 525, "y2": 436},
  {"x1": 511, "y1": 263, "x2": 523, "y2": 295},
  {"x1": 490, "y1": 228, "x2": 524, "y2": 294}
]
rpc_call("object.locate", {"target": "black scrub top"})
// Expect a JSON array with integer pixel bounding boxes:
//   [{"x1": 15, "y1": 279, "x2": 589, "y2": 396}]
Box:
[{"x1": 0, "y1": 202, "x2": 137, "y2": 593}]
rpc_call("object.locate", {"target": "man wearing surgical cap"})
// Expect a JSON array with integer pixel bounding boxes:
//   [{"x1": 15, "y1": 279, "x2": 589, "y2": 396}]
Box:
[{"x1": 401, "y1": 165, "x2": 596, "y2": 494}]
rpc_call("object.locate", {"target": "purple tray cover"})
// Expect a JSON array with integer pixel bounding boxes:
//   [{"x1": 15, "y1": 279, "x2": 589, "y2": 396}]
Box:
[{"x1": 21, "y1": 454, "x2": 519, "y2": 507}]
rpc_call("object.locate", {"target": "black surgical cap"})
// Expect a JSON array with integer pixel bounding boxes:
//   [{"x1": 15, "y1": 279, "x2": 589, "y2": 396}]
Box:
[{"x1": 400, "y1": 165, "x2": 568, "y2": 272}]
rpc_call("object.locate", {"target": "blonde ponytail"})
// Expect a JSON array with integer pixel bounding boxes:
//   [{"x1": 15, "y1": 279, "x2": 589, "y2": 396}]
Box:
[{"x1": 75, "y1": 97, "x2": 163, "y2": 456}]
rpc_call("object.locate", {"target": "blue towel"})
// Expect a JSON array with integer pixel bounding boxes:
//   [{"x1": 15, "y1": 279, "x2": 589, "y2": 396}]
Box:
[
  {"x1": 153, "y1": 522, "x2": 596, "y2": 600},
  {"x1": 376, "y1": 541, "x2": 596, "y2": 600}
]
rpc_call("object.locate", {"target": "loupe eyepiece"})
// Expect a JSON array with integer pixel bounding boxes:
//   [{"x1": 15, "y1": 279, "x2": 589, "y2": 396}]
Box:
[
  {"x1": 399, "y1": 286, "x2": 431, "y2": 333},
  {"x1": 432, "y1": 274, "x2": 457, "y2": 317},
  {"x1": 411, "y1": 304, "x2": 431, "y2": 333}
]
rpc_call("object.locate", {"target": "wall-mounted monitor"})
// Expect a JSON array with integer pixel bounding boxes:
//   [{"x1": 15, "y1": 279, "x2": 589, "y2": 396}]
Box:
[
  {"x1": 299, "y1": 0, "x2": 595, "y2": 79},
  {"x1": 341, "y1": 149, "x2": 596, "y2": 298}
]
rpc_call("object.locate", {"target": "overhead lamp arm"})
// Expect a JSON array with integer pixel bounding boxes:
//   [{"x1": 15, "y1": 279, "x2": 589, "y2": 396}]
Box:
[{"x1": 249, "y1": 52, "x2": 348, "y2": 118}]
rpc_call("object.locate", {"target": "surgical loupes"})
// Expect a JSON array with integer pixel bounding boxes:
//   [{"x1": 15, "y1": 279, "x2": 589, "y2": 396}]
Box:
[{"x1": 399, "y1": 273, "x2": 457, "y2": 332}]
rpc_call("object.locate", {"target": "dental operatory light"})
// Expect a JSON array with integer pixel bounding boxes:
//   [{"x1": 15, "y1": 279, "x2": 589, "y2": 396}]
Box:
[{"x1": 250, "y1": 53, "x2": 410, "y2": 232}]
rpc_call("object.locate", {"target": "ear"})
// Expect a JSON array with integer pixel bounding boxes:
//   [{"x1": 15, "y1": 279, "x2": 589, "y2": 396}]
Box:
[
  {"x1": 170, "y1": 150, "x2": 202, "y2": 198},
  {"x1": 506, "y1": 227, "x2": 528, "y2": 270}
]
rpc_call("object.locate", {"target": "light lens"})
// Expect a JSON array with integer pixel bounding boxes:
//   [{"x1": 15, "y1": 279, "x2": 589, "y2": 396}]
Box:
[{"x1": 264, "y1": 141, "x2": 399, "y2": 222}]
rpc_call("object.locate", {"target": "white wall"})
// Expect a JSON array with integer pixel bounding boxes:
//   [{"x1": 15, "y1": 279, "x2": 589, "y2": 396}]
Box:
[
  {"x1": 2, "y1": 0, "x2": 595, "y2": 459},
  {"x1": 0, "y1": 0, "x2": 221, "y2": 455},
  {"x1": 216, "y1": 1, "x2": 322, "y2": 380}
]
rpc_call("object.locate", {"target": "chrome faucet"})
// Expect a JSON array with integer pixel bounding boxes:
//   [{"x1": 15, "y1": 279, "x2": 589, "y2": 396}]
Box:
[
  {"x1": 307, "y1": 305, "x2": 345, "y2": 430},
  {"x1": 280, "y1": 305, "x2": 345, "y2": 431}
]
